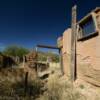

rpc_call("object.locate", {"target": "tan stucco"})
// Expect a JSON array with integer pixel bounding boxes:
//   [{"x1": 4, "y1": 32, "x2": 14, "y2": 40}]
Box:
[
  {"x1": 77, "y1": 9, "x2": 100, "y2": 86},
  {"x1": 57, "y1": 29, "x2": 71, "y2": 78}
]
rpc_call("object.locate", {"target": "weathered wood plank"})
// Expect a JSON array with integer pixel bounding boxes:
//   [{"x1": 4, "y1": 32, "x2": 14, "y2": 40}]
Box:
[
  {"x1": 71, "y1": 5, "x2": 77, "y2": 82},
  {"x1": 37, "y1": 44, "x2": 60, "y2": 49}
]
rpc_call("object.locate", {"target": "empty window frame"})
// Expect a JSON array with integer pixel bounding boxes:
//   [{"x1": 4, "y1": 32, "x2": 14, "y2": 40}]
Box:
[{"x1": 78, "y1": 14, "x2": 98, "y2": 40}]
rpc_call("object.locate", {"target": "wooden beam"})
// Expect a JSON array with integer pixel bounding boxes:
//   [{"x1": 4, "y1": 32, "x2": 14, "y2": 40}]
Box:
[
  {"x1": 37, "y1": 44, "x2": 60, "y2": 49},
  {"x1": 71, "y1": 5, "x2": 77, "y2": 82}
]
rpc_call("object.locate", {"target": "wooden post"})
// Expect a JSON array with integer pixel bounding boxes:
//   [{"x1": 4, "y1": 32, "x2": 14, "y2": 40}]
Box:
[
  {"x1": 23, "y1": 56, "x2": 25, "y2": 67},
  {"x1": 70, "y1": 5, "x2": 77, "y2": 82},
  {"x1": 35, "y1": 47, "x2": 38, "y2": 77},
  {"x1": 24, "y1": 72, "x2": 28, "y2": 96}
]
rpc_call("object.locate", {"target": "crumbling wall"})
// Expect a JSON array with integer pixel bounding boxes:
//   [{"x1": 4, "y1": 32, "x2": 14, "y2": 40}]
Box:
[
  {"x1": 26, "y1": 51, "x2": 37, "y2": 68},
  {"x1": 25, "y1": 51, "x2": 37, "y2": 77},
  {"x1": 0, "y1": 53, "x2": 16, "y2": 68},
  {"x1": 59, "y1": 29, "x2": 71, "y2": 78}
]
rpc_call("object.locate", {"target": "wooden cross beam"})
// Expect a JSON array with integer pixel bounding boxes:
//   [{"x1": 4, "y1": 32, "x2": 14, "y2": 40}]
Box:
[{"x1": 37, "y1": 44, "x2": 60, "y2": 49}]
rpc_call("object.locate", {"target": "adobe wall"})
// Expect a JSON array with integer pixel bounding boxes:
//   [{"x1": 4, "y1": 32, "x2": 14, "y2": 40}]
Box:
[
  {"x1": 77, "y1": 10, "x2": 100, "y2": 86},
  {"x1": 61, "y1": 28, "x2": 71, "y2": 78},
  {"x1": 57, "y1": 9, "x2": 100, "y2": 86}
]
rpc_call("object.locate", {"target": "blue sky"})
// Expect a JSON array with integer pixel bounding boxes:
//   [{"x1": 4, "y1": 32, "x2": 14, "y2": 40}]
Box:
[{"x1": 0, "y1": 0, "x2": 99, "y2": 51}]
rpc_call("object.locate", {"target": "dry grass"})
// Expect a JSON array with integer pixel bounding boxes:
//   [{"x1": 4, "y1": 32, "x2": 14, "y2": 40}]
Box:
[
  {"x1": 0, "y1": 68, "x2": 44, "y2": 100},
  {"x1": 38, "y1": 74, "x2": 86, "y2": 100}
]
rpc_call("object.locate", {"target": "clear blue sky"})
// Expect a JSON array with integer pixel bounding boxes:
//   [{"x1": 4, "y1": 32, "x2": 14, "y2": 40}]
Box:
[{"x1": 0, "y1": 0, "x2": 99, "y2": 51}]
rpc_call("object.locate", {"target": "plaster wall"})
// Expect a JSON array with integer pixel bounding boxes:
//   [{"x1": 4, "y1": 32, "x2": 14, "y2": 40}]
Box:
[
  {"x1": 77, "y1": 10, "x2": 100, "y2": 86},
  {"x1": 58, "y1": 9, "x2": 100, "y2": 86},
  {"x1": 62, "y1": 29, "x2": 71, "y2": 77}
]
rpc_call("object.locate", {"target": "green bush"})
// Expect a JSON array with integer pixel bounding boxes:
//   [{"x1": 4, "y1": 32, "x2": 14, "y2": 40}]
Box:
[{"x1": 3, "y1": 45, "x2": 29, "y2": 61}]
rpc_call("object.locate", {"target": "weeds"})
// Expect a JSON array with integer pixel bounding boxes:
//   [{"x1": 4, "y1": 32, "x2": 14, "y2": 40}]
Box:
[
  {"x1": 38, "y1": 75, "x2": 86, "y2": 100},
  {"x1": 0, "y1": 68, "x2": 44, "y2": 100}
]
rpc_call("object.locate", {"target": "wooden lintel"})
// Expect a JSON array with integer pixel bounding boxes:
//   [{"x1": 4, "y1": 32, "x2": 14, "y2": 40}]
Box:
[{"x1": 37, "y1": 44, "x2": 60, "y2": 50}]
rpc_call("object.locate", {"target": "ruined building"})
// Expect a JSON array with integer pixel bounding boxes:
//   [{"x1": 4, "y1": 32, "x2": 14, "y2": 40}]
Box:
[
  {"x1": 57, "y1": 7, "x2": 100, "y2": 86},
  {"x1": 0, "y1": 52, "x2": 16, "y2": 68}
]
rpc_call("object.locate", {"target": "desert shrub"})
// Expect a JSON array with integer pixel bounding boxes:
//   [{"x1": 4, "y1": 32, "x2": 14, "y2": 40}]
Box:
[
  {"x1": 0, "y1": 77, "x2": 44, "y2": 99},
  {"x1": 3, "y1": 45, "x2": 29, "y2": 63},
  {"x1": 0, "y1": 68, "x2": 45, "y2": 100},
  {"x1": 12, "y1": 79, "x2": 43, "y2": 97},
  {"x1": 39, "y1": 75, "x2": 86, "y2": 100},
  {"x1": 0, "y1": 80, "x2": 14, "y2": 96}
]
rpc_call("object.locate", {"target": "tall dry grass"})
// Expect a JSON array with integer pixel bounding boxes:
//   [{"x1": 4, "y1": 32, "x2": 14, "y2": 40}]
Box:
[
  {"x1": 38, "y1": 74, "x2": 86, "y2": 100},
  {"x1": 0, "y1": 68, "x2": 44, "y2": 100}
]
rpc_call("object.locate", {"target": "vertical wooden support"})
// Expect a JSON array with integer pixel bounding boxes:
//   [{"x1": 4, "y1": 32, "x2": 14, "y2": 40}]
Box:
[
  {"x1": 23, "y1": 56, "x2": 25, "y2": 67},
  {"x1": 24, "y1": 72, "x2": 28, "y2": 96},
  {"x1": 35, "y1": 47, "x2": 38, "y2": 77},
  {"x1": 71, "y1": 5, "x2": 77, "y2": 82}
]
